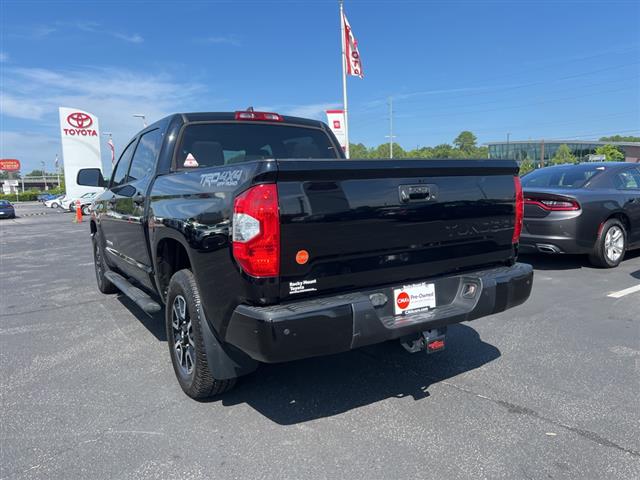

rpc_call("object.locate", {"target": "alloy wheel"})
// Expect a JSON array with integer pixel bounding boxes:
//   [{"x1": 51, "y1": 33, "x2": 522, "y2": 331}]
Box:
[
  {"x1": 604, "y1": 225, "x2": 624, "y2": 262},
  {"x1": 171, "y1": 295, "x2": 195, "y2": 376}
]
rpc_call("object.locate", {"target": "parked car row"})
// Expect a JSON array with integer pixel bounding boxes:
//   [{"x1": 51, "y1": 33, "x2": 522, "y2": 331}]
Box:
[{"x1": 42, "y1": 192, "x2": 102, "y2": 214}]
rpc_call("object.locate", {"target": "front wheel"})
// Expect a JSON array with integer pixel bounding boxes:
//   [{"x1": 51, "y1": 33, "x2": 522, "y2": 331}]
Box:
[
  {"x1": 82, "y1": 205, "x2": 90, "y2": 216},
  {"x1": 92, "y1": 234, "x2": 118, "y2": 294},
  {"x1": 589, "y1": 219, "x2": 627, "y2": 268},
  {"x1": 51, "y1": 202, "x2": 59, "y2": 208},
  {"x1": 165, "y1": 269, "x2": 236, "y2": 399}
]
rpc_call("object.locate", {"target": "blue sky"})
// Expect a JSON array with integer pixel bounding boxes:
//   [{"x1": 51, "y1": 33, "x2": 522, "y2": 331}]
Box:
[{"x1": 1, "y1": 0, "x2": 639, "y2": 173}]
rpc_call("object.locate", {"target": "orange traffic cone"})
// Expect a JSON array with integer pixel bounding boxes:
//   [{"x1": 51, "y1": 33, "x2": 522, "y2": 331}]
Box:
[{"x1": 75, "y1": 201, "x2": 82, "y2": 223}]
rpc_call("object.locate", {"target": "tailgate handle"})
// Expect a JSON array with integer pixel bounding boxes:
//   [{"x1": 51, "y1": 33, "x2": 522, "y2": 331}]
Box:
[{"x1": 399, "y1": 185, "x2": 435, "y2": 203}]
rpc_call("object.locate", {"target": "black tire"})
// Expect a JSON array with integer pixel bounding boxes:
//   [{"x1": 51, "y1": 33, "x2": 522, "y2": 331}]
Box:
[
  {"x1": 82, "y1": 205, "x2": 90, "y2": 216},
  {"x1": 165, "y1": 269, "x2": 236, "y2": 399},
  {"x1": 51, "y1": 202, "x2": 59, "y2": 208},
  {"x1": 589, "y1": 218, "x2": 627, "y2": 268},
  {"x1": 92, "y1": 233, "x2": 118, "y2": 294}
]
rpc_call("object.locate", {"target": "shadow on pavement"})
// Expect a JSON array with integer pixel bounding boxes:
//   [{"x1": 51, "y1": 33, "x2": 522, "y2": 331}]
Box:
[
  {"x1": 117, "y1": 295, "x2": 166, "y2": 341},
  {"x1": 115, "y1": 286, "x2": 501, "y2": 424},
  {"x1": 521, "y1": 249, "x2": 640, "y2": 271},
  {"x1": 217, "y1": 323, "x2": 500, "y2": 425}
]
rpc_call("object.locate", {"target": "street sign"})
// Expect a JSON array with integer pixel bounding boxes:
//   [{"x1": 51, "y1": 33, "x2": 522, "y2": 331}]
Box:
[
  {"x1": 0, "y1": 159, "x2": 21, "y2": 171},
  {"x1": 587, "y1": 154, "x2": 606, "y2": 162}
]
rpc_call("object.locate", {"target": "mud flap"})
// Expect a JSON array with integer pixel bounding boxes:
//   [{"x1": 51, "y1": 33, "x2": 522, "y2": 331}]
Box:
[{"x1": 199, "y1": 305, "x2": 258, "y2": 380}]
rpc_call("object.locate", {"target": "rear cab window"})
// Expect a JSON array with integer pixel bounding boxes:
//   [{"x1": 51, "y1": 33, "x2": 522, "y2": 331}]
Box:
[{"x1": 174, "y1": 123, "x2": 340, "y2": 170}]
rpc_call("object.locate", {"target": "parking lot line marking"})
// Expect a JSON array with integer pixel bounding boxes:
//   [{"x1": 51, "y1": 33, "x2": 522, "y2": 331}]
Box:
[{"x1": 607, "y1": 284, "x2": 640, "y2": 299}]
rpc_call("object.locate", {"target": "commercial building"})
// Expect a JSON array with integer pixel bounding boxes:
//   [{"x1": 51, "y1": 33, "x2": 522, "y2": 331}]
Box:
[{"x1": 486, "y1": 140, "x2": 640, "y2": 164}]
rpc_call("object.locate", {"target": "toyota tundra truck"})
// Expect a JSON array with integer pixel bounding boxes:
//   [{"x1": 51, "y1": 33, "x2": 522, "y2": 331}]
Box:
[{"x1": 77, "y1": 111, "x2": 533, "y2": 399}]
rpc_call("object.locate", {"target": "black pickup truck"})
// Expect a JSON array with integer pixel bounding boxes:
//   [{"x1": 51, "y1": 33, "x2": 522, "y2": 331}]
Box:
[{"x1": 77, "y1": 111, "x2": 533, "y2": 399}]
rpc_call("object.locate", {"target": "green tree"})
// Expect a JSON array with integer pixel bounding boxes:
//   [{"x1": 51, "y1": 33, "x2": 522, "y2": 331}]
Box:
[
  {"x1": 25, "y1": 169, "x2": 45, "y2": 177},
  {"x1": 595, "y1": 144, "x2": 625, "y2": 161},
  {"x1": 349, "y1": 143, "x2": 371, "y2": 158},
  {"x1": 599, "y1": 135, "x2": 640, "y2": 142},
  {"x1": 453, "y1": 131, "x2": 478, "y2": 154},
  {"x1": 519, "y1": 159, "x2": 535, "y2": 176},
  {"x1": 373, "y1": 143, "x2": 406, "y2": 159},
  {"x1": 431, "y1": 143, "x2": 457, "y2": 158},
  {"x1": 551, "y1": 144, "x2": 577, "y2": 165}
]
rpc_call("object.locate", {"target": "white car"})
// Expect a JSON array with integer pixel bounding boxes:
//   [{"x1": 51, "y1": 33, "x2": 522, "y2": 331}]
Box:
[
  {"x1": 62, "y1": 192, "x2": 102, "y2": 213},
  {"x1": 44, "y1": 195, "x2": 64, "y2": 208}
]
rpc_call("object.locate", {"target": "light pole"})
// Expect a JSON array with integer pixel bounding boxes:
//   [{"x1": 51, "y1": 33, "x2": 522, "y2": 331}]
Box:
[
  {"x1": 506, "y1": 132, "x2": 510, "y2": 160},
  {"x1": 133, "y1": 114, "x2": 147, "y2": 128},
  {"x1": 41, "y1": 160, "x2": 47, "y2": 190},
  {"x1": 385, "y1": 97, "x2": 396, "y2": 159}
]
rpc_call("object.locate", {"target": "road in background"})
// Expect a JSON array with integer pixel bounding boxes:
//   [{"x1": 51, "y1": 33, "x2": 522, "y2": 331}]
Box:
[{"x1": 1, "y1": 203, "x2": 639, "y2": 479}]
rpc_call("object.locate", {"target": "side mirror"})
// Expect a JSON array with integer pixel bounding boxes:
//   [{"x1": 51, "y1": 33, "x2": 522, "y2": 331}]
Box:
[{"x1": 77, "y1": 168, "x2": 105, "y2": 187}]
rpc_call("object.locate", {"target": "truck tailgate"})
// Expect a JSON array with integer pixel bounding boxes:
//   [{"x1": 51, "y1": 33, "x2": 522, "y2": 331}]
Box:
[{"x1": 276, "y1": 159, "x2": 519, "y2": 300}]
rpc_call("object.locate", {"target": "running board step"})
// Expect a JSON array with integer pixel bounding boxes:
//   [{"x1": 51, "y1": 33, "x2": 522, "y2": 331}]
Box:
[{"x1": 104, "y1": 271, "x2": 162, "y2": 314}]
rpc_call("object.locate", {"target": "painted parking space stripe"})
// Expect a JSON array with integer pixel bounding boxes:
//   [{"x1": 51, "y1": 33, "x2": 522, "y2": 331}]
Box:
[{"x1": 607, "y1": 285, "x2": 640, "y2": 299}]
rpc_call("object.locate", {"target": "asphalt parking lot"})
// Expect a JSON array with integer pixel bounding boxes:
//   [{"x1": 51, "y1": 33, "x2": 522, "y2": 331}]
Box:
[{"x1": 1, "y1": 202, "x2": 639, "y2": 480}]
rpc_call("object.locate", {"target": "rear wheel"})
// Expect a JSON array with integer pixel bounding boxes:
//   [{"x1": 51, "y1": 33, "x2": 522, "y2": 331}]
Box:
[
  {"x1": 92, "y1": 233, "x2": 118, "y2": 294},
  {"x1": 166, "y1": 269, "x2": 236, "y2": 399},
  {"x1": 589, "y1": 219, "x2": 626, "y2": 268},
  {"x1": 51, "y1": 202, "x2": 59, "y2": 208}
]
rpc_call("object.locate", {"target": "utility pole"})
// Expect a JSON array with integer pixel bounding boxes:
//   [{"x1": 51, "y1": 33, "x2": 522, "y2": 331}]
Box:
[
  {"x1": 385, "y1": 97, "x2": 396, "y2": 159},
  {"x1": 540, "y1": 139, "x2": 545, "y2": 168},
  {"x1": 506, "y1": 132, "x2": 510, "y2": 159},
  {"x1": 55, "y1": 154, "x2": 60, "y2": 189},
  {"x1": 41, "y1": 160, "x2": 47, "y2": 190}
]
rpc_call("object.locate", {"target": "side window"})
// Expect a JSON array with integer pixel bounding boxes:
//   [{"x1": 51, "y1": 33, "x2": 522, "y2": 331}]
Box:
[
  {"x1": 110, "y1": 140, "x2": 137, "y2": 188},
  {"x1": 128, "y1": 129, "x2": 162, "y2": 183},
  {"x1": 615, "y1": 168, "x2": 640, "y2": 190}
]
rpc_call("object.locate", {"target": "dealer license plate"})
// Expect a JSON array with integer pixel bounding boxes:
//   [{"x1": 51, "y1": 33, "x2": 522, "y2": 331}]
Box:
[{"x1": 393, "y1": 282, "x2": 436, "y2": 315}]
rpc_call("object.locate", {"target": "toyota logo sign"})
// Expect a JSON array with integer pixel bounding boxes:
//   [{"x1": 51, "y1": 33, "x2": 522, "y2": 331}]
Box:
[{"x1": 67, "y1": 112, "x2": 93, "y2": 129}]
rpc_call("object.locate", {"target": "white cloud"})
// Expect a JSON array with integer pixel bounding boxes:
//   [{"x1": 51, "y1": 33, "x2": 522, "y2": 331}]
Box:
[
  {"x1": 1, "y1": 66, "x2": 211, "y2": 173},
  {"x1": 0, "y1": 52, "x2": 8, "y2": 63},
  {"x1": 197, "y1": 35, "x2": 241, "y2": 47},
  {"x1": 112, "y1": 32, "x2": 144, "y2": 44}
]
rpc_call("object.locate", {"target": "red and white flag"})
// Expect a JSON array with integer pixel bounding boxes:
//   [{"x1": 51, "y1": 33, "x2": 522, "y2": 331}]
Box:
[
  {"x1": 342, "y1": 11, "x2": 363, "y2": 78},
  {"x1": 107, "y1": 136, "x2": 115, "y2": 165}
]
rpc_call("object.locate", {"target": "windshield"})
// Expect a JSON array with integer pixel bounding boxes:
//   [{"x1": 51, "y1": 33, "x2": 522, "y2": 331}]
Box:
[
  {"x1": 175, "y1": 123, "x2": 340, "y2": 169},
  {"x1": 0, "y1": 200, "x2": 11, "y2": 206},
  {"x1": 522, "y1": 165, "x2": 606, "y2": 189}
]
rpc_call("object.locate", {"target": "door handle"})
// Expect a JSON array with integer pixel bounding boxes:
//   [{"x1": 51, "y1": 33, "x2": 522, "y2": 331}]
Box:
[{"x1": 133, "y1": 192, "x2": 144, "y2": 205}]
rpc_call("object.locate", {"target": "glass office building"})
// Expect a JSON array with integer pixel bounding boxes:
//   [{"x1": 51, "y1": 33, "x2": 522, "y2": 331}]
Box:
[{"x1": 487, "y1": 140, "x2": 640, "y2": 164}]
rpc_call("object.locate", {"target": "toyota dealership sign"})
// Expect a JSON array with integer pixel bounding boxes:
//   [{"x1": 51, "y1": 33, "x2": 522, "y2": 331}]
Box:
[{"x1": 59, "y1": 107, "x2": 103, "y2": 199}]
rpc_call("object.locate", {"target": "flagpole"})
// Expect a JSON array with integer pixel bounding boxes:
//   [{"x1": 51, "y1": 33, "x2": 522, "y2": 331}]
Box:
[{"x1": 339, "y1": 0, "x2": 350, "y2": 159}]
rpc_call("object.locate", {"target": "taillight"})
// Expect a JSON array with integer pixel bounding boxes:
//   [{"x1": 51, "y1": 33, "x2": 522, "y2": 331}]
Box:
[
  {"x1": 232, "y1": 184, "x2": 280, "y2": 277},
  {"x1": 524, "y1": 195, "x2": 580, "y2": 211},
  {"x1": 235, "y1": 111, "x2": 283, "y2": 122},
  {"x1": 513, "y1": 176, "x2": 524, "y2": 243}
]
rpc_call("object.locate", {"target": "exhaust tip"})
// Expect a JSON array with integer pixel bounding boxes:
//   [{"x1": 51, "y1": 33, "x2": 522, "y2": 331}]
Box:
[{"x1": 536, "y1": 243, "x2": 562, "y2": 254}]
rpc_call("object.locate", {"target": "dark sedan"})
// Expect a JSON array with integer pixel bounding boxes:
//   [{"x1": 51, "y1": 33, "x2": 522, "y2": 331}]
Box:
[
  {"x1": 520, "y1": 162, "x2": 640, "y2": 267},
  {"x1": 0, "y1": 200, "x2": 16, "y2": 219}
]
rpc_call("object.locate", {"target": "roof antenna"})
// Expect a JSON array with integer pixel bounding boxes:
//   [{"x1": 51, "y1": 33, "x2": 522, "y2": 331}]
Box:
[{"x1": 246, "y1": 106, "x2": 254, "y2": 112}]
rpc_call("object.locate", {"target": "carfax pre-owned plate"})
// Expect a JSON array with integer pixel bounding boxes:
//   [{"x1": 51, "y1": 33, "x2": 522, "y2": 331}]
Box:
[{"x1": 393, "y1": 282, "x2": 436, "y2": 315}]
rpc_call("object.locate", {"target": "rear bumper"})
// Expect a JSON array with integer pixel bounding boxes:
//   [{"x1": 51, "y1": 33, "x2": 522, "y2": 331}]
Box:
[
  {"x1": 520, "y1": 213, "x2": 594, "y2": 254},
  {"x1": 225, "y1": 263, "x2": 534, "y2": 363}
]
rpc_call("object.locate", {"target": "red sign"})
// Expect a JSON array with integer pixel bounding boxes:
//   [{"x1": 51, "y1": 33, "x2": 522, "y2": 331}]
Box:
[
  {"x1": 63, "y1": 111, "x2": 97, "y2": 137},
  {"x1": 0, "y1": 159, "x2": 21, "y2": 171},
  {"x1": 67, "y1": 112, "x2": 93, "y2": 129},
  {"x1": 396, "y1": 292, "x2": 410, "y2": 310}
]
